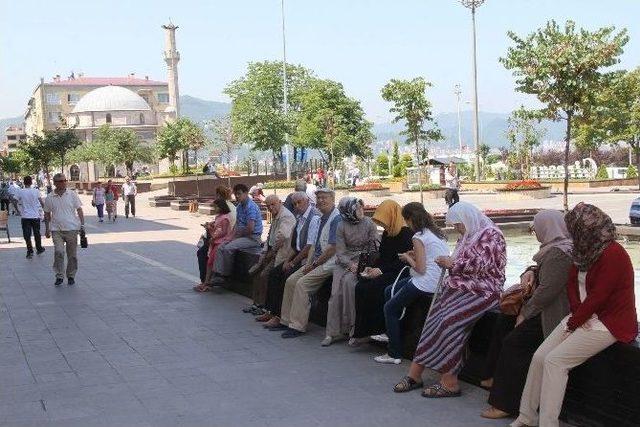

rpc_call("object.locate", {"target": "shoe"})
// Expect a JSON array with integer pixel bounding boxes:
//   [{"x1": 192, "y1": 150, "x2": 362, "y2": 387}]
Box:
[
  {"x1": 265, "y1": 323, "x2": 288, "y2": 331},
  {"x1": 481, "y1": 406, "x2": 510, "y2": 419},
  {"x1": 281, "y1": 328, "x2": 305, "y2": 339},
  {"x1": 374, "y1": 354, "x2": 401, "y2": 365},
  {"x1": 250, "y1": 307, "x2": 266, "y2": 316},
  {"x1": 321, "y1": 335, "x2": 346, "y2": 346},
  {"x1": 36, "y1": 248, "x2": 45, "y2": 254},
  {"x1": 126, "y1": 215, "x2": 129, "y2": 218},
  {"x1": 371, "y1": 334, "x2": 389, "y2": 343},
  {"x1": 255, "y1": 313, "x2": 273, "y2": 322},
  {"x1": 67, "y1": 278, "x2": 75, "y2": 286},
  {"x1": 242, "y1": 304, "x2": 259, "y2": 313},
  {"x1": 26, "y1": 252, "x2": 34, "y2": 259},
  {"x1": 210, "y1": 276, "x2": 226, "y2": 285},
  {"x1": 348, "y1": 337, "x2": 370, "y2": 347},
  {"x1": 54, "y1": 278, "x2": 63, "y2": 286},
  {"x1": 99, "y1": 219, "x2": 104, "y2": 223}
]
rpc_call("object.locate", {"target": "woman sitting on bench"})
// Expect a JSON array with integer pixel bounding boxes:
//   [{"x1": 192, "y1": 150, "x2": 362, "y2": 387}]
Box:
[{"x1": 512, "y1": 203, "x2": 638, "y2": 427}]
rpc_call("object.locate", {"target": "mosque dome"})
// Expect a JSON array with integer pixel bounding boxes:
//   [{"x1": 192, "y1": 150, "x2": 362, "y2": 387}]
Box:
[{"x1": 72, "y1": 86, "x2": 151, "y2": 113}]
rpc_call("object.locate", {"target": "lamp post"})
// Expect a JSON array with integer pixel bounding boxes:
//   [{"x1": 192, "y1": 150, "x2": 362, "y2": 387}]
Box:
[
  {"x1": 460, "y1": 0, "x2": 485, "y2": 182},
  {"x1": 454, "y1": 84, "x2": 463, "y2": 156},
  {"x1": 281, "y1": 0, "x2": 291, "y2": 181}
]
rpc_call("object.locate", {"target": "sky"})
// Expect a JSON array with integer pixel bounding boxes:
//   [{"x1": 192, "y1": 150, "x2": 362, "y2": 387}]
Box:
[{"x1": 1, "y1": 0, "x2": 639, "y2": 121}]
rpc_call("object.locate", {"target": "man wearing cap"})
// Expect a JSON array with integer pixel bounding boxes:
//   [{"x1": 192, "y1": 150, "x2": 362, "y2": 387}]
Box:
[{"x1": 278, "y1": 188, "x2": 341, "y2": 338}]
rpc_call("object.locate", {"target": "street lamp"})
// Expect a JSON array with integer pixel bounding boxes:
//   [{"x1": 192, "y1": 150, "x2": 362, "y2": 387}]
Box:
[
  {"x1": 460, "y1": 0, "x2": 485, "y2": 181},
  {"x1": 281, "y1": 0, "x2": 291, "y2": 181},
  {"x1": 454, "y1": 84, "x2": 463, "y2": 156}
]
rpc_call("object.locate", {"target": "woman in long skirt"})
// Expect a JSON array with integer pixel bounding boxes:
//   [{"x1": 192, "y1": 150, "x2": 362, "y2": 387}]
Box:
[
  {"x1": 393, "y1": 201, "x2": 506, "y2": 398},
  {"x1": 105, "y1": 182, "x2": 118, "y2": 222}
]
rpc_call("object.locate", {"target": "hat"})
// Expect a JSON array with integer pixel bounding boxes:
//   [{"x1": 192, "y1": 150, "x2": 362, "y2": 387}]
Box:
[{"x1": 315, "y1": 188, "x2": 335, "y2": 196}]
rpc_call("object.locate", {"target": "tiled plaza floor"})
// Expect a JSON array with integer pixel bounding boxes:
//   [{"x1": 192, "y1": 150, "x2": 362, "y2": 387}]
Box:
[{"x1": 0, "y1": 190, "x2": 595, "y2": 426}]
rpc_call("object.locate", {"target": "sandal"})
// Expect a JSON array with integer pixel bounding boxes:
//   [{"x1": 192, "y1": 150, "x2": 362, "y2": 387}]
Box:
[
  {"x1": 193, "y1": 284, "x2": 212, "y2": 293},
  {"x1": 480, "y1": 406, "x2": 510, "y2": 419},
  {"x1": 255, "y1": 313, "x2": 273, "y2": 322},
  {"x1": 421, "y1": 383, "x2": 461, "y2": 398},
  {"x1": 393, "y1": 376, "x2": 423, "y2": 393}
]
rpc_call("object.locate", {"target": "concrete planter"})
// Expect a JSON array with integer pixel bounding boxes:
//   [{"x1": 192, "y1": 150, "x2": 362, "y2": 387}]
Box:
[{"x1": 496, "y1": 187, "x2": 551, "y2": 200}]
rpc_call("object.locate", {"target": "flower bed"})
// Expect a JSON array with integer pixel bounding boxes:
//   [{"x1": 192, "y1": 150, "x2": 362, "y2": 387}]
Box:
[
  {"x1": 496, "y1": 180, "x2": 551, "y2": 200},
  {"x1": 502, "y1": 180, "x2": 544, "y2": 191}
]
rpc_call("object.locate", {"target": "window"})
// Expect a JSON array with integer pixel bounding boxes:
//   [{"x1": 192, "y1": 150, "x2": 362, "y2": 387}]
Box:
[
  {"x1": 67, "y1": 93, "x2": 80, "y2": 104},
  {"x1": 157, "y1": 93, "x2": 170, "y2": 103},
  {"x1": 46, "y1": 93, "x2": 60, "y2": 105},
  {"x1": 7, "y1": 135, "x2": 16, "y2": 140},
  {"x1": 47, "y1": 111, "x2": 60, "y2": 123},
  {"x1": 105, "y1": 113, "x2": 112, "y2": 123},
  {"x1": 139, "y1": 113, "x2": 145, "y2": 125}
]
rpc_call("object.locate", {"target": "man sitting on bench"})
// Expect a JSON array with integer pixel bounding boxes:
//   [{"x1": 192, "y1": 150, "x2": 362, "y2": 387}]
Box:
[
  {"x1": 278, "y1": 188, "x2": 342, "y2": 339},
  {"x1": 210, "y1": 184, "x2": 263, "y2": 285}
]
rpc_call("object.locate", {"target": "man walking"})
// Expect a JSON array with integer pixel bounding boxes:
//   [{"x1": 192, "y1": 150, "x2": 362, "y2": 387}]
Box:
[
  {"x1": 44, "y1": 173, "x2": 85, "y2": 286},
  {"x1": 122, "y1": 176, "x2": 137, "y2": 218},
  {"x1": 14, "y1": 176, "x2": 45, "y2": 258}
]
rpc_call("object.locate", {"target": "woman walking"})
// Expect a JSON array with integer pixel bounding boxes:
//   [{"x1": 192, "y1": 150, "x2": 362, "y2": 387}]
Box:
[
  {"x1": 194, "y1": 199, "x2": 234, "y2": 292},
  {"x1": 512, "y1": 203, "x2": 637, "y2": 427},
  {"x1": 322, "y1": 197, "x2": 379, "y2": 346},
  {"x1": 352, "y1": 200, "x2": 414, "y2": 341},
  {"x1": 374, "y1": 202, "x2": 449, "y2": 364},
  {"x1": 393, "y1": 201, "x2": 506, "y2": 396},
  {"x1": 92, "y1": 182, "x2": 106, "y2": 223},
  {"x1": 481, "y1": 210, "x2": 572, "y2": 419},
  {"x1": 105, "y1": 181, "x2": 119, "y2": 222}
]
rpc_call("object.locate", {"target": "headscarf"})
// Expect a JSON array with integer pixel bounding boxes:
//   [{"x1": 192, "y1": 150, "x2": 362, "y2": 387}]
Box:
[
  {"x1": 445, "y1": 201, "x2": 495, "y2": 255},
  {"x1": 531, "y1": 210, "x2": 573, "y2": 263},
  {"x1": 372, "y1": 200, "x2": 405, "y2": 236},
  {"x1": 338, "y1": 196, "x2": 363, "y2": 224},
  {"x1": 564, "y1": 202, "x2": 616, "y2": 271}
]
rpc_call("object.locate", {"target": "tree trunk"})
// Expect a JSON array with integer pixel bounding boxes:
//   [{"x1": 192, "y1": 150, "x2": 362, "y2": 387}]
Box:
[{"x1": 563, "y1": 113, "x2": 573, "y2": 212}]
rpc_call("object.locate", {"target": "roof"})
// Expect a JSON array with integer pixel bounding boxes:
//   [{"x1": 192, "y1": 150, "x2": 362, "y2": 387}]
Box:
[
  {"x1": 72, "y1": 86, "x2": 151, "y2": 113},
  {"x1": 47, "y1": 76, "x2": 167, "y2": 87},
  {"x1": 428, "y1": 156, "x2": 467, "y2": 166}
]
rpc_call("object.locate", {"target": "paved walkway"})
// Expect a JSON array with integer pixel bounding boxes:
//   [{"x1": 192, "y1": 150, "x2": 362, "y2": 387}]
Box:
[{"x1": 0, "y1": 192, "x2": 578, "y2": 427}]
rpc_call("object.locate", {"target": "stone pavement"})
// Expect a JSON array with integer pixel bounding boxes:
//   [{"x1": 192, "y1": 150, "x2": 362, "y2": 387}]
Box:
[{"x1": 0, "y1": 191, "x2": 574, "y2": 427}]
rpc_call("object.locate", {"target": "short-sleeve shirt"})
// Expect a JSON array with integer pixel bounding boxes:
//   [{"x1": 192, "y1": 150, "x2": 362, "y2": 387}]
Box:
[
  {"x1": 235, "y1": 198, "x2": 263, "y2": 236},
  {"x1": 43, "y1": 190, "x2": 82, "y2": 231},
  {"x1": 15, "y1": 188, "x2": 42, "y2": 219},
  {"x1": 313, "y1": 211, "x2": 341, "y2": 259}
]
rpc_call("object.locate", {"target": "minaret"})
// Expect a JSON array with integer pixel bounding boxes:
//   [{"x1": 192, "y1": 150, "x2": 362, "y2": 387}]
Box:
[{"x1": 162, "y1": 22, "x2": 180, "y2": 118}]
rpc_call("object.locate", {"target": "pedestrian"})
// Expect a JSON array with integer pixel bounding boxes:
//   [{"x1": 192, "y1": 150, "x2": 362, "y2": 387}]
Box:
[
  {"x1": 92, "y1": 182, "x2": 105, "y2": 222},
  {"x1": 15, "y1": 175, "x2": 45, "y2": 259},
  {"x1": 122, "y1": 176, "x2": 137, "y2": 218},
  {"x1": 43, "y1": 173, "x2": 85, "y2": 286},
  {"x1": 105, "y1": 180, "x2": 118, "y2": 222},
  {"x1": 0, "y1": 182, "x2": 11, "y2": 212},
  {"x1": 444, "y1": 162, "x2": 460, "y2": 207}
]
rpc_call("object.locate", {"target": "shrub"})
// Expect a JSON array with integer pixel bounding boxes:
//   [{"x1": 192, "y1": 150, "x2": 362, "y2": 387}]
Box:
[
  {"x1": 406, "y1": 183, "x2": 442, "y2": 192},
  {"x1": 263, "y1": 180, "x2": 296, "y2": 189},
  {"x1": 351, "y1": 183, "x2": 387, "y2": 191},
  {"x1": 626, "y1": 164, "x2": 638, "y2": 179},
  {"x1": 595, "y1": 165, "x2": 609, "y2": 180}
]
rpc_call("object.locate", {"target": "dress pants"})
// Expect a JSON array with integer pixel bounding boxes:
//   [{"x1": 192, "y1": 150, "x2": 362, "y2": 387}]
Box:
[
  {"x1": 125, "y1": 195, "x2": 136, "y2": 217},
  {"x1": 21, "y1": 218, "x2": 43, "y2": 253},
  {"x1": 281, "y1": 265, "x2": 333, "y2": 332},
  {"x1": 52, "y1": 230, "x2": 79, "y2": 279},
  {"x1": 213, "y1": 236, "x2": 261, "y2": 277},
  {"x1": 514, "y1": 321, "x2": 616, "y2": 427}
]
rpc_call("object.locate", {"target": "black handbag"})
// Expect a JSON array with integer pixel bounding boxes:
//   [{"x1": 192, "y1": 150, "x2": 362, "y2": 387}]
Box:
[
  {"x1": 79, "y1": 228, "x2": 88, "y2": 248},
  {"x1": 357, "y1": 240, "x2": 379, "y2": 274}
]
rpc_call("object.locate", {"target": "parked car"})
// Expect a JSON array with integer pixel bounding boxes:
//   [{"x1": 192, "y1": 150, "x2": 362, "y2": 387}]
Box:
[{"x1": 630, "y1": 197, "x2": 640, "y2": 225}]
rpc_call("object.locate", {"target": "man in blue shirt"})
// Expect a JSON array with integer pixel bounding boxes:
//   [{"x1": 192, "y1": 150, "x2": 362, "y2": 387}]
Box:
[{"x1": 211, "y1": 184, "x2": 263, "y2": 284}]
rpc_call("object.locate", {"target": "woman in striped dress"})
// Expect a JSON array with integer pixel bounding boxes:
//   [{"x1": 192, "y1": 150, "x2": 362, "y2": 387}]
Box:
[{"x1": 393, "y1": 201, "x2": 506, "y2": 398}]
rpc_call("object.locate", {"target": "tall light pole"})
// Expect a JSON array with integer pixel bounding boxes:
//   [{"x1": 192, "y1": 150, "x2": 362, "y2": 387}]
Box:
[
  {"x1": 454, "y1": 84, "x2": 463, "y2": 156},
  {"x1": 281, "y1": 0, "x2": 291, "y2": 181},
  {"x1": 460, "y1": 0, "x2": 484, "y2": 181}
]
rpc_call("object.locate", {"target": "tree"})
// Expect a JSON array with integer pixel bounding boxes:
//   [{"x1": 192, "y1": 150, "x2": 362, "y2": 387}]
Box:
[
  {"x1": 575, "y1": 68, "x2": 640, "y2": 189},
  {"x1": 15, "y1": 134, "x2": 54, "y2": 186},
  {"x1": 295, "y1": 79, "x2": 373, "y2": 173},
  {"x1": 208, "y1": 115, "x2": 240, "y2": 186},
  {"x1": 381, "y1": 77, "x2": 442, "y2": 203},
  {"x1": 501, "y1": 20, "x2": 628, "y2": 210},
  {"x1": 179, "y1": 119, "x2": 207, "y2": 173},
  {"x1": 0, "y1": 154, "x2": 22, "y2": 177},
  {"x1": 224, "y1": 61, "x2": 313, "y2": 157},
  {"x1": 156, "y1": 119, "x2": 190, "y2": 173},
  {"x1": 506, "y1": 107, "x2": 545, "y2": 179},
  {"x1": 46, "y1": 127, "x2": 82, "y2": 171},
  {"x1": 375, "y1": 153, "x2": 389, "y2": 176}
]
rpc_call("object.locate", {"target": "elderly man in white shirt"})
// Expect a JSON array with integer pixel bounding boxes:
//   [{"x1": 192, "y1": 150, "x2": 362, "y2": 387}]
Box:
[
  {"x1": 122, "y1": 176, "x2": 137, "y2": 218},
  {"x1": 44, "y1": 173, "x2": 85, "y2": 286},
  {"x1": 15, "y1": 175, "x2": 45, "y2": 258}
]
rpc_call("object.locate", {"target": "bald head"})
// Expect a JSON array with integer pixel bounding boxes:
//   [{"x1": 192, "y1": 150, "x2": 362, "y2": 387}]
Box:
[
  {"x1": 291, "y1": 191, "x2": 310, "y2": 216},
  {"x1": 265, "y1": 194, "x2": 282, "y2": 216}
]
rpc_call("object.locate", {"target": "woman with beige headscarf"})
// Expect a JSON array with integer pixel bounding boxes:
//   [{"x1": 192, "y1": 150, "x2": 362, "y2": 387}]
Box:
[
  {"x1": 351, "y1": 200, "x2": 414, "y2": 343},
  {"x1": 481, "y1": 210, "x2": 573, "y2": 419}
]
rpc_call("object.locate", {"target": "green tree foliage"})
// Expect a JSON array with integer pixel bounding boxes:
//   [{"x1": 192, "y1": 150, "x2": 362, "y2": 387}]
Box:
[
  {"x1": 595, "y1": 164, "x2": 609, "y2": 180},
  {"x1": 626, "y1": 164, "x2": 638, "y2": 179},
  {"x1": 46, "y1": 127, "x2": 82, "y2": 170},
  {"x1": 381, "y1": 77, "x2": 442, "y2": 203},
  {"x1": 575, "y1": 68, "x2": 640, "y2": 189},
  {"x1": 501, "y1": 20, "x2": 628, "y2": 209},
  {"x1": 295, "y1": 79, "x2": 373, "y2": 164},
  {"x1": 0, "y1": 154, "x2": 22, "y2": 176},
  {"x1": 15, "y1": 134, "x2": 55, "y2": 185},
  {"x1": 224, "y1": 61, "x2": 313, "y2": 155},
  {"x1": 375, "y1": 153, "x2": 389, "y2": 176},
  {"x1": 506, "y1": 107, "x2": 545, "y2": 179},
  {"x1": 391, "y1": 141, "x2": 400, "y2": 169},
  {"x1": 478, "y1": 143, "x2": 491, "y2": 179},
  {"x1": 156, "y1": 118, "x2": 204, "y2": 173},
  {"x1": 208, "y1": 115, "x2": 239, "y2": 169}
]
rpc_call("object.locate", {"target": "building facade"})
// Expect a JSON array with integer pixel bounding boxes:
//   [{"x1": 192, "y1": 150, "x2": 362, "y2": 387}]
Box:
[{"x1": 3, "y1": 126, "x2": 27, "y2": 154}]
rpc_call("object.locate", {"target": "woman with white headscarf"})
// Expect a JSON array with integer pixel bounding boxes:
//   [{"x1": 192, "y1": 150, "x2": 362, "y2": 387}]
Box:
[{"x1": 393, "y1": 201, "x2": 507, "y2": 398}]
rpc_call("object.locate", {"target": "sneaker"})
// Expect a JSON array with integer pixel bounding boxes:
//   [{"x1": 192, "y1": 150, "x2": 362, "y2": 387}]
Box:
[
  {"x1": 371, "y1": 334, "x2": 390, "y2": 343},
  {"x1": 321, "y1": 335, "x2": 346, "y2": 347},
  {"x1": 99, "y1": 219, "x2": 104, "y2": 223},
  {"x1": 67, "y1": 278, "x2": 75, "y2": 286},
  {"x1": 54, "y1": 278, "x2": 64, "y2": 286},
  {"x1": 281, "y1": 328, "x2": 305, "y2": 339},
  {"x1": 242, "y1": 304, "x2": 259, "y2": 313},
  {"x1": 348, "y1": 337, "x2": 370, "y2": 347},
  {"x1": 36, "y1": 248, "x2": 45, "y2": 255},
  {"x1": 374, "y1": 354, "x2": 401, "y2": 365},
  {"x1": 26, "y1": 252, "x2": 34, "y2": 259}
]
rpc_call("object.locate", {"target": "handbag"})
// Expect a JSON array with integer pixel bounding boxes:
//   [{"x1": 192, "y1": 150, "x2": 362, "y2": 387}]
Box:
[
  {"x1": 357, "y1": 240, "x2": 379, "y2": 274},
  {"x1": 91, "y1": 200, "x2": 96, "y2": 207},
  {"x1": 79, "y1": 228, "x2": 88, "y2": 248},
  {"x1": 499, "y1": 280, "x2": 535, "y2": 316}
]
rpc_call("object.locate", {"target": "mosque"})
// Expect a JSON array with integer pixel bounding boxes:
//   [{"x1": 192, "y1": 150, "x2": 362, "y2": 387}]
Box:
[{"x1": 22, "y1": 23, "x2": 181, "y2": 181}]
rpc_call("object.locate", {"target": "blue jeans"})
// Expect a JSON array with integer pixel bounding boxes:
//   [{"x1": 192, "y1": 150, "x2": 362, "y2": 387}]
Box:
[
  {"x1": 96, "y1": 204, "x2": 104, "y2": 219},
  {"x1": 383, "y1": 278, "x2": 431, "y2": 359}
]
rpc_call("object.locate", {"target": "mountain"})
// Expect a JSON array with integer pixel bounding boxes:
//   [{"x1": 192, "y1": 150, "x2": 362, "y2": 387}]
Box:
[
  {"x1": 179, "y1": 95, "x2": 231, "y2": 123},
  {"x1": 373, "y1": 111, "x2": 567, "y2": 150}
]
